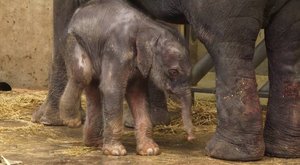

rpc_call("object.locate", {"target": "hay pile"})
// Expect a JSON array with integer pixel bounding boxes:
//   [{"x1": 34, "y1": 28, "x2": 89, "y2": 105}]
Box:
[
  {"x1": 0, "y1": 90, "x2": 60, "y2": 138},
  {"x1": 154, "y1": 98, "x2": 216, "y2": 135},
  {"x1": 0, "y1": 90, "x2": 217, "y2": 136},
  {"x1": 167, "y1": 98, "x2": 216, "y2": 126},
  {"x1": 0, "y1": 90, "x2": 46, "y2": 120}
]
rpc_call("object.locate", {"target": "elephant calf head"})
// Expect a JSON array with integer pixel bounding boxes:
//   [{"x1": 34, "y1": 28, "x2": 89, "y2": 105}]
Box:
[{"x1": 136, "y1": 22, "x2": 195, "y2": 140}]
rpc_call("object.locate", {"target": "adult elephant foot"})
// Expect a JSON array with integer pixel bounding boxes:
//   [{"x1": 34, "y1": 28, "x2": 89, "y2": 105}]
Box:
[
  {"x1": 264, "y1": 83, "x2": 300, "y2": 158},
  {"x1": 31, "y1": 101, "x2": 64, "y2": 126},
  {"x1": 31, "y1": 99, "x2": 85, "y2": 126},
  {"x1": 205, "y1": 77, "x2": 265, "y2": 161},
  {"x1": 264, "y1": 127, "x2": 300, "y2": 158},
  {"x1": 206, "y1": 129, "x2": 265, "y2": 161}
]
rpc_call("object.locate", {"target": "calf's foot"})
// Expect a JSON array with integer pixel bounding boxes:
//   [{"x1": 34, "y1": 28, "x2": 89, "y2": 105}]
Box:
[
  {"x1": 60, "y1": 107, "x2": 83, "y2": 128},
  {"x1": 61, "y1": 117, "x2": 82, "y2": 128},
  {"x1": 137, "y1": 138, "x2": 160, "y2": 156},
  {"x1": 102, "y1": 141, "x2": 127, "y2": 156},
  {"x1": 59, "y1": 82, "x2": 85, "y2": 128}
]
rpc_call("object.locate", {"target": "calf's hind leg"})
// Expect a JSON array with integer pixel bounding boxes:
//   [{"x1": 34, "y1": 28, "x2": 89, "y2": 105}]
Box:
[
  {"x1": 60, "y1": 37, "x2": 92, "y2": 128},
  {"x1": 83, "y1": 80, "x2": 103, "y2": 147},
  {"x1": 32, "y1": 0, "x2": 85, "y2": 125}
]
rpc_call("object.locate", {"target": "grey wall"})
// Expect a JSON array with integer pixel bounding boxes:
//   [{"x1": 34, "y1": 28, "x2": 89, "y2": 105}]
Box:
[
  {"x1": 0, "y1": 1, "x2": 267, "y2": 90},
  {"x1": 0, "y1": 0, "x2": 53, "y2": 89}
]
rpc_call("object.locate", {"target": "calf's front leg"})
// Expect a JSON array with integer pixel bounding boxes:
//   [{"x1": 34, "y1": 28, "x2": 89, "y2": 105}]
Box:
[
  {"x1": 100, "y1": 64, "x2": 126, "y2": 156},
  {"x1": 126, "y1": 78, "x2": 160, "y2": 156}
]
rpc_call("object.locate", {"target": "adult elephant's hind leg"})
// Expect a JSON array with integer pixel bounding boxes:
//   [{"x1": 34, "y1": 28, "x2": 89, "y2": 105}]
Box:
[
  {"x1": 264, "y1": 0, "x2": 300, "y2": 158},
  {"x1": 204, "y1": 19, "x2": 264, "y2": 161},
  {"x1": 147, "y1": 80, "x2": 170, "y2": 126},
  {"x1": 31, "y1": 0, "x2": 84, "y2": 125},
  {"x1": 31, "y1": 42, "x2": 68, "y2": 126}
]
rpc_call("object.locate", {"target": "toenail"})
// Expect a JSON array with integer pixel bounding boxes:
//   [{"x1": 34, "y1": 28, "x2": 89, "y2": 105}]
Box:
[{"x1": 147, "y1": 148, "x2": 154, "y2": 155}]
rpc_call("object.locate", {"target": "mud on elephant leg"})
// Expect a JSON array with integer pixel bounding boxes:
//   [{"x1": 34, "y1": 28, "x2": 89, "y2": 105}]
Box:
[
  {"x1": 205, "y1": 42, "x2": 264, "y2": 161},
  {"x1": 264, "y1": 1, "x2": 300, "y2": 158}
]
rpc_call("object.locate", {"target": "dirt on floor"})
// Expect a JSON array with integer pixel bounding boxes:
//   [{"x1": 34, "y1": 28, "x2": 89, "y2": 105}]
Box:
[{"x1": 0, "y1": 89, "x2": 299, "y2": 165}]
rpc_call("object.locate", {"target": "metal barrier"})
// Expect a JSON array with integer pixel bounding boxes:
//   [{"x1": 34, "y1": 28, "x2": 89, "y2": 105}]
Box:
[{"x1": 187, "y1": 28, "x2": 270, "y2": 99}]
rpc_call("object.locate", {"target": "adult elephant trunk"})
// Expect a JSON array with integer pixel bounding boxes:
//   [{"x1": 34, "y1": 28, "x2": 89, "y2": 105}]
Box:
[{"x1": 177, "y1": 88, "x2": 195, "y2": 141}]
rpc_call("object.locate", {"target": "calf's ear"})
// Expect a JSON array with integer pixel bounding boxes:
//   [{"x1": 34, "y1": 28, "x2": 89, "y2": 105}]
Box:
[{"x1": 136, "y1": 31, "x2": 160, "y2": 78}]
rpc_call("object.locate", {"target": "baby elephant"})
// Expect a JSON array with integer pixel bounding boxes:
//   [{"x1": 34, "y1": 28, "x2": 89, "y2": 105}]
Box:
[{"x1": 60, "y1": 0, "x2": 194, "y2": 156}]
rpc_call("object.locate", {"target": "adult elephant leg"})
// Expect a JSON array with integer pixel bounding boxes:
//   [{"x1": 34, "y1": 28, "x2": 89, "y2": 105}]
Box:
[
  {"x1": 205, "y1": 41, "x2": 264, "y2": 161},
  {"x1": 31, "y1": 0, "x2": 84, "y2": 125},
  {"x1": 147, "y1": 80, "x2": 170, "y2": 126},
  {"x1": 264, "y1": 0, "x2": 300, "y2": 158},
  {"x1": 202, "y1": 21, "x2": 264, "y2": 160}
]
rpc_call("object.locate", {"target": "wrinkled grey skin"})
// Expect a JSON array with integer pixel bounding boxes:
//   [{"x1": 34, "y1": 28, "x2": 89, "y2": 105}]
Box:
[
  {"x1": 128, "y1": 0, "x2": 300, "y2": 161},
  {"x1": 31, "y1": 0, "x2": 300, "y2": 161},
  {"x1": 32, "y1": 0, "x2": 170, "y2": 128},
  {"x1": 59, "y1": 0, "x2": 194, "y2": 156}
]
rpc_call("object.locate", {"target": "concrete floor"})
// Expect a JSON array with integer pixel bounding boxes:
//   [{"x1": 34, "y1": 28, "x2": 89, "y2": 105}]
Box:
[
  {"x1": 0, "y1": 89, "x2": 299, "y2": 165},
  {"x1": 2, "y1": 121, "x2": 299, "y2": 165}
]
